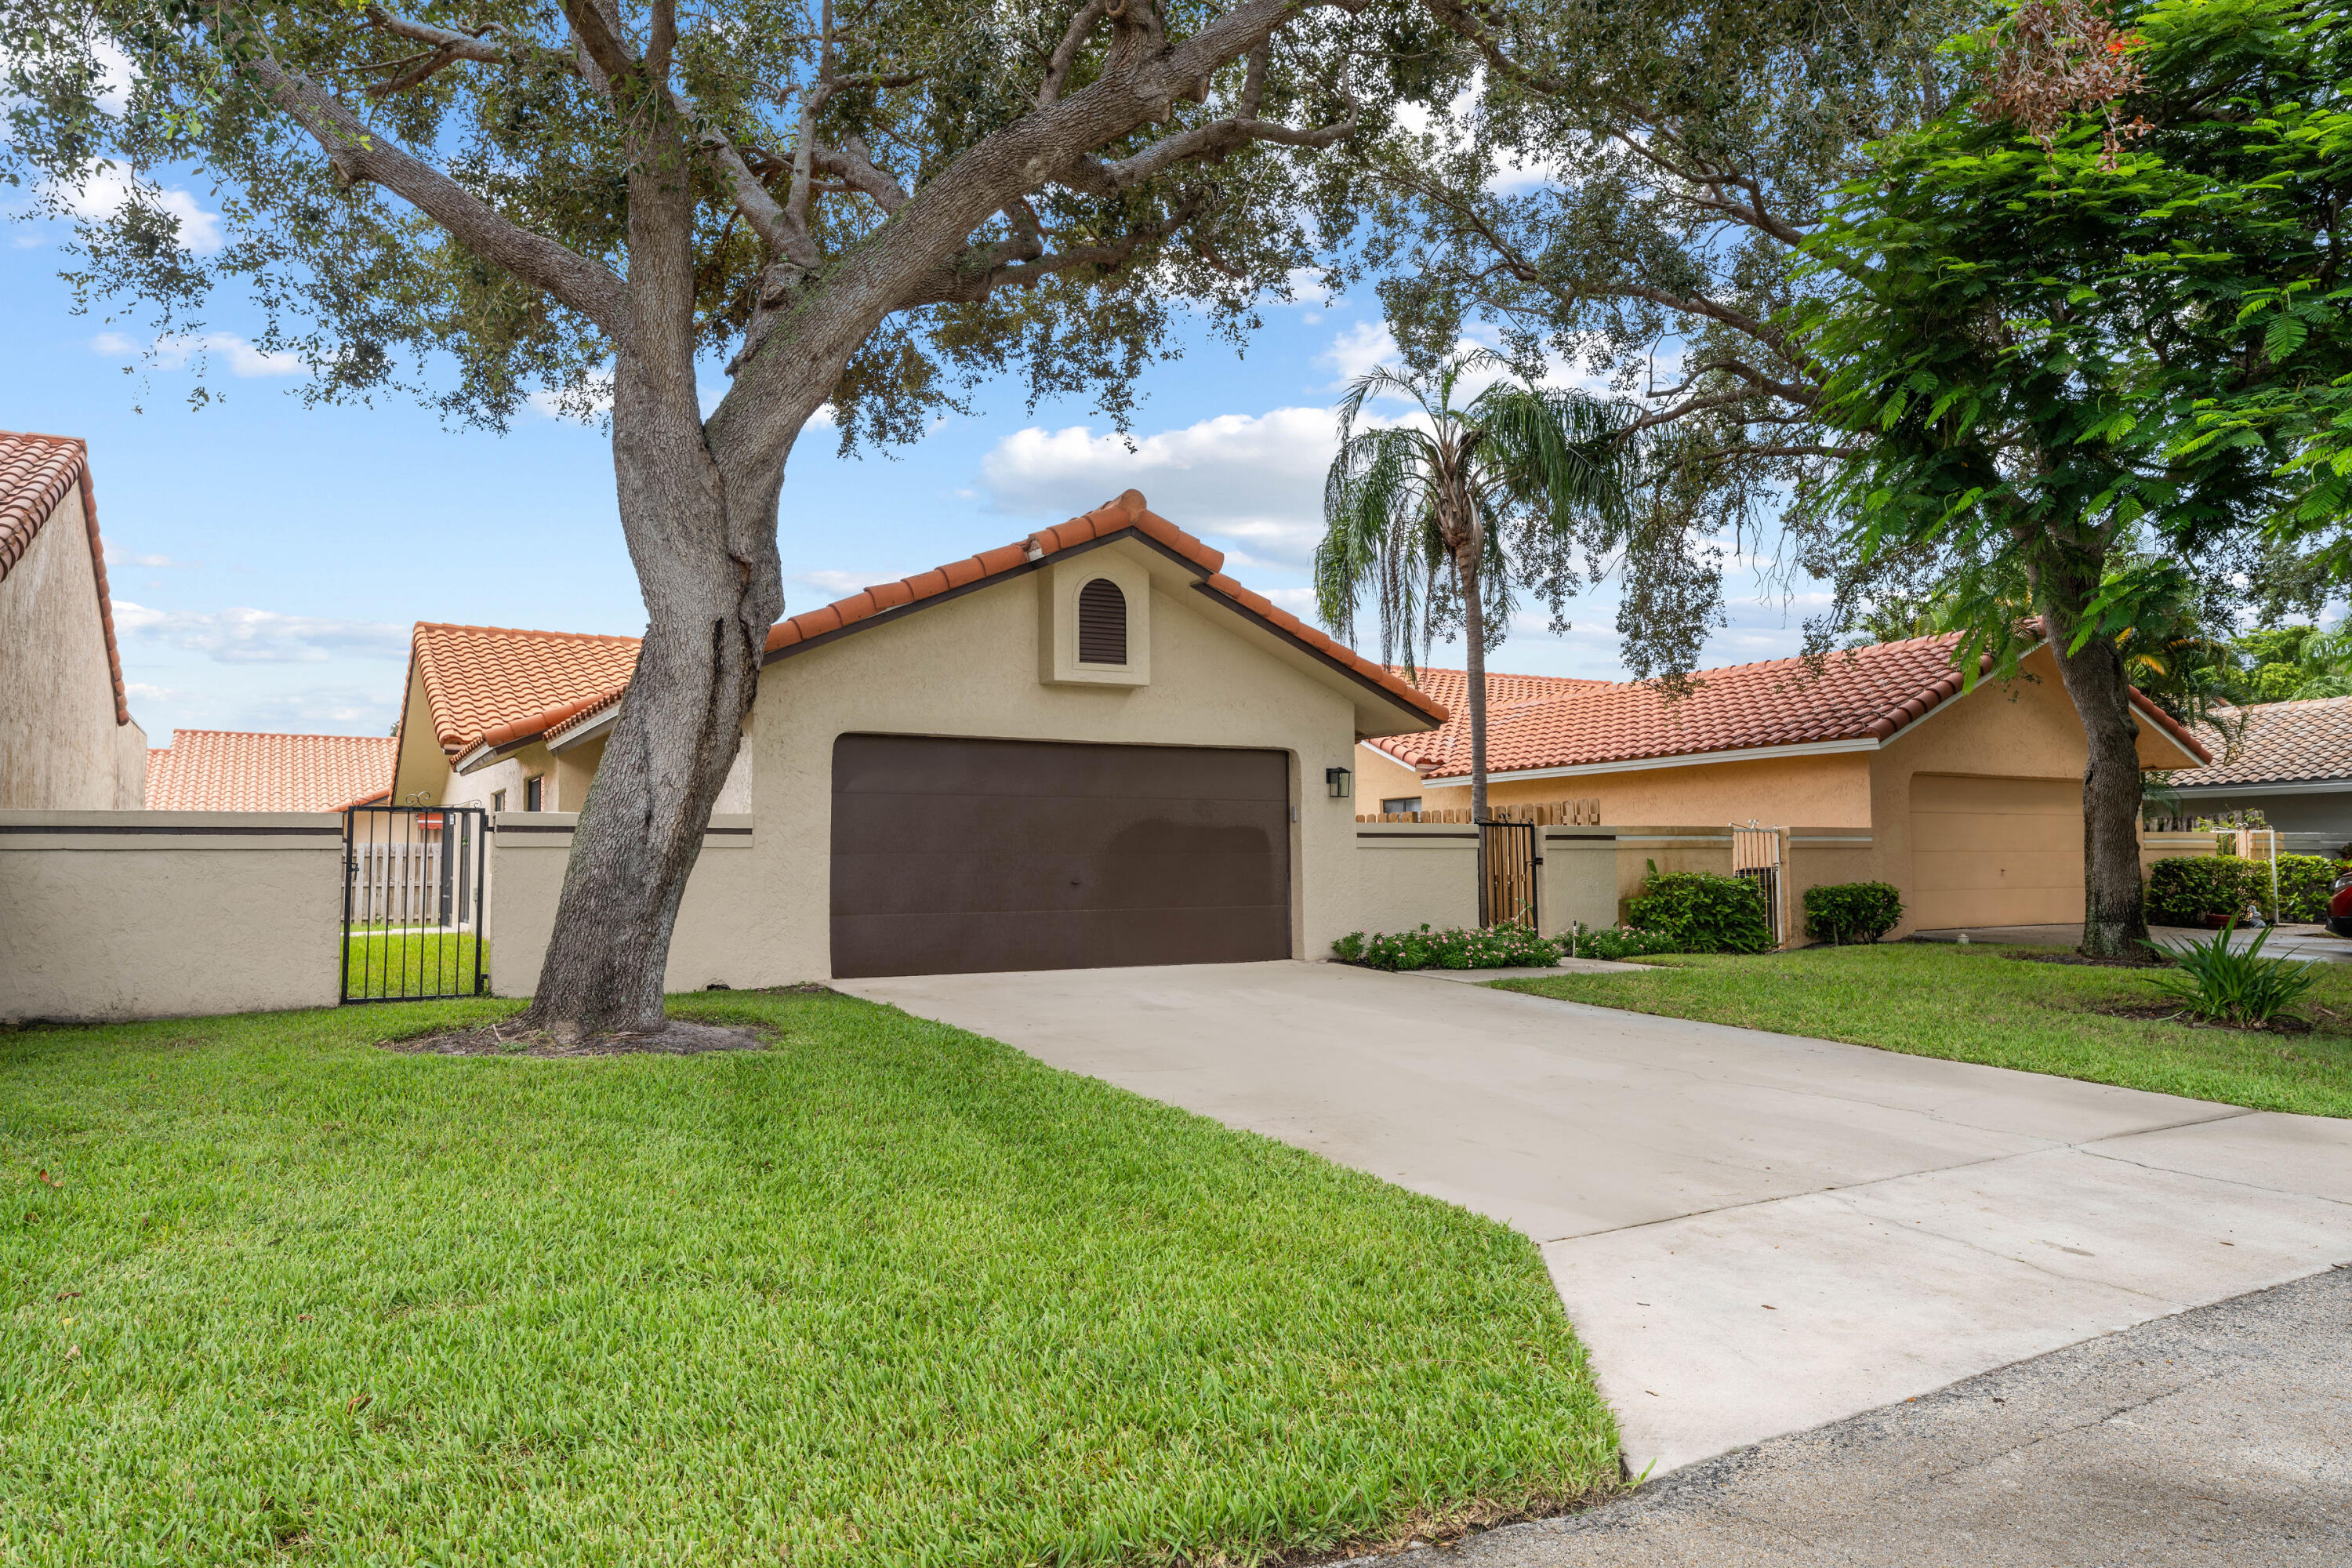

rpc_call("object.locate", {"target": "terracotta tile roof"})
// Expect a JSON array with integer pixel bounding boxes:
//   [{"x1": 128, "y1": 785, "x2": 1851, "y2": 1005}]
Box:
[
  {"x1": 1365, "y1": 668, "x2": 1617, "y2": 770},
  {"x1": 2176, "y1": 697, "x2": 2352, "y2": 788},
  {"x1": 1370, "y1": 633, "x2": 2210, "y2": 778},
  {"x1": 409, "y1": 622, "x2": 640, "y2": 754},
  {"x1": 0, "y1": 430, "x2": 131, "y2": 725},
  {"x1": 763, "y1": 489, "x2": 1448, "y2": 727},
  {"x1": 144, "y1": 729, "x2": 398, "y2": 811}
]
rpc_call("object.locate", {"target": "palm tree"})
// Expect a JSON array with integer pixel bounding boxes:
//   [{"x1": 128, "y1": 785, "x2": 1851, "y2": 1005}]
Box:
[{"x1": 1316, "y1": 350, "x2": 1633, "y2": 822}]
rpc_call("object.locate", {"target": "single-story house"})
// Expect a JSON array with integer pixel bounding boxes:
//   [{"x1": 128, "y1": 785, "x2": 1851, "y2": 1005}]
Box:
[
  {"x1": 0, "y1": 430, "x2": 146, "y2": 808},
  {"x1": 1354, "y1": 636, "x2": 2210, "y2": 931},
  {"x1": 393, "y1": 490, "x2": 1445, "y2": 978},
  {"x1": 2166, "y1": 698, "x2": 2352, "y2": 852},
  {"x1": 145, "y1": 729, "x2": 399, "y2": 812}
]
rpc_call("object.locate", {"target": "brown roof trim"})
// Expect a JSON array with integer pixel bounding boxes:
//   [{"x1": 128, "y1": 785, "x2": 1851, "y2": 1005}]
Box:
[
  {"x1": 1189, "y1": 578, "x2": 1454, "y2": 728},
  {"x1": 0, "y1": 432, "x2": 132, "y2": 725}
]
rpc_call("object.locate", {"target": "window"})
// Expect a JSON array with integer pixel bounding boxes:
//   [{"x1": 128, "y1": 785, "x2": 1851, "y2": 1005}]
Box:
[
  {"x1": 1381, "y1": 797, "x2": 1423, "y2": 815},
  {"x1": 1076, "y1": 577, "x2": 1127, "y2": 665},
  {"x1": 491, "y1": 788, "x2": 507, "y2": 815},
  {"x1": 524, "y1": 775, "x2": 543, "y2": 812}
]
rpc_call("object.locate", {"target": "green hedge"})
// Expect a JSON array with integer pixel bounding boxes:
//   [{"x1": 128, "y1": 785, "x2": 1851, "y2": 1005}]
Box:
[
  {"x1": 1802, "y1": 881, "x2": 1904, "y2": 945},
  {"x1": 2145, "y1": 854, "x2": 2347, "y2": 925},
  {"x1": 1625, "y1": 869, "x2": 1773, "y2": 954},
  {"x1": 1331, "y1": 923, "x2": 1563, "y2": 971},
  {"x1": 1566, "y1": 924, "x2": 1683, "y2": 960}
]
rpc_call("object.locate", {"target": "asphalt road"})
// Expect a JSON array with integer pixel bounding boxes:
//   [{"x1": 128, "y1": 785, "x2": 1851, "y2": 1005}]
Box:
[{"x1": 1343, "y1": 1267, "x2": 2352, "y2": 1567}]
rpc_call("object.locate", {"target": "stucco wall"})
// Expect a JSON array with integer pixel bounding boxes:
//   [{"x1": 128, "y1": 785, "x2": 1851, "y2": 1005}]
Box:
[
  {"x1": 0, "y1": 811, "x2": 341, "y2": 1021},
  {"x1": 1347, "y1": 825, "x2": 1481, "y2": 936},
  {"x1": 484, "y1": 813, "x2": 761, "y2": 996},
  {"x1": 0, "y1": 488, "x2": 143, "y2": 809},
  {"x1": 743, "y1": 539, "x2": 1372, "y2": 983}
]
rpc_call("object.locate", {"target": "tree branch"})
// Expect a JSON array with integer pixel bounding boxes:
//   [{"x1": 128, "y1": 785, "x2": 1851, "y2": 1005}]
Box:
[
  {"x1": 1038, "y1": 0, "x2": 1111, "y2": 109},
  {"x1": 232, "y1": 45, "x2": 627, "y2": 337}
]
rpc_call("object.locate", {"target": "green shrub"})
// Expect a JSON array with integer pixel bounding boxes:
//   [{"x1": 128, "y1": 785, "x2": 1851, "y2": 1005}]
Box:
[
  {"x1": 1624, "y1": 867, "x2": 1773, "y2": 954},
  {"x1": 1565, "y1": 924, "x2": 1683, "y2": 960},
  {"x1": 1802, "y1": 881, "x2": 1904, "y2": 945},
  {"x1": 2151, "y1": 922, "x2": 2322, "y2": 1027},
  {"x1": 1331, "y1": 923, "x2": 1563, "y2": 971},
  {"x1": 2147, "y1": 855, "x2": 2251, "y2": 925},
  {"x1": 2271, "y1": 855, "x2": 2344, "y2": 923},
  {"x1": 2146, "y1": 853, "x2": 2348, "y2": 925}
]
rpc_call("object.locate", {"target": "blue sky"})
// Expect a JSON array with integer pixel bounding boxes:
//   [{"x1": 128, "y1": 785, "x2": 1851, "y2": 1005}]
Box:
[{"x1": 6, "y1": 186, "x2": 1821, "y2": 745}]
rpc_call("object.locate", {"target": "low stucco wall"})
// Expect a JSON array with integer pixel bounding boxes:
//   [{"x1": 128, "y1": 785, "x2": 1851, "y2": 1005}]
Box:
[
  {"x1": 483, "y1": 814, "x2": 762, "y2": 997},
  {"x1": 1346, "y1": 824, "x2": 1481, "y2": 938},
  {"x1": 0, "y1": 811, "x2": 342, "y2": 1022}
]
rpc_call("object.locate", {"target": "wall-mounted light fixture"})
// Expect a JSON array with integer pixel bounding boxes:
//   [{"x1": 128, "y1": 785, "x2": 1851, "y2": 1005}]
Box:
[{"x1": 1324, "y1": 765, "x2": 1353, "y2": 800}]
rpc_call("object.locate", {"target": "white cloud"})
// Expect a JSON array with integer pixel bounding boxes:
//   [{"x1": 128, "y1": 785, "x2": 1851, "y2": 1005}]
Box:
[
  {"x1": 1322, "y1": 320, "x2": 1399, "y2": 385},
  {"x1": 56, "y1": 164, "x2": 222, "y2": 253},
  {"x1": 112, "y1": 603, "x2": 407, "y2": 663},
  {"x1": 790, "y1": 568, "x2": 890, "y2": 599},
  {"x1": 980, "y1": 407, "x2": 1342, "y2": 568},
  {"x1": 527, "y1": 372, "x2": 614, "y2": 421},
  {"x1": 230, "y1": 687, "x2": 401, "y2": 731},
  {"x1": 92, "y1": 329, "x2": 305, "y2": 377},
  {"x1": 103, "y1": 543, "x2": 192, "y2": 568}
]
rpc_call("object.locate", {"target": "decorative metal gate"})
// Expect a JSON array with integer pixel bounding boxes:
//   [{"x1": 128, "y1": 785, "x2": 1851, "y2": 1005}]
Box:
[
  {"x1": 1731, "y1": 822, "x2": 1786, "y2": 946},
  {"x1": 1479, "y1": 818, "x2": 1541, "y2": 929},
  {"x1": 342, "y1": 804, "x2": 488, "y2": 1003}
]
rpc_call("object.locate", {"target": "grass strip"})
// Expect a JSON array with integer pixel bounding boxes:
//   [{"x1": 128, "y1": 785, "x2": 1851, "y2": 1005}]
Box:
[{"x1": 1496, "y1": 942, "x2": 2352, "y2": 1118}]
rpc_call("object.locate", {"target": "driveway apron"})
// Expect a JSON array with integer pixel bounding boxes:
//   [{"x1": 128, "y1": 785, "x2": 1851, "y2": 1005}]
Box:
[{"x1": 837, "y1": 960, "x2": 2352, "y2": 1475}]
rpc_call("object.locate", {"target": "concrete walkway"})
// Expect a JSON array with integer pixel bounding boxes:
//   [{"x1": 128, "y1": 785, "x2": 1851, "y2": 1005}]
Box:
[
  {"x1": 839, "y1": 960, "x2": 2352, "y2": 1477},
  {"x1": 1340, "y1": 1267, "x2": 2352, "y2": 1566}
]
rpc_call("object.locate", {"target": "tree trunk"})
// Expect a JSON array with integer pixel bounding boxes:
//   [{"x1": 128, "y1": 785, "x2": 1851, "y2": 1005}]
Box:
[
  {"x1": 1452, "y1": 535, "x2": 1490, "y2": 826},
  {"x1": 518, "y1": 140, "x2": 790, "y2": 1040},
  {"x1": 2038, "y1": 586, "x2": 2152, "y2": 960}
]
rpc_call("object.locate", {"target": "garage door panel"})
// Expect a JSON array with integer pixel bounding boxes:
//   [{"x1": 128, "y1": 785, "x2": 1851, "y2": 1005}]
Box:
[
  {"x1": 1908, "y1": 773, "x2": 2084, "y2": 928},
  {"x1": 830, "y1": 734, "x2": 1291, "y2": 978},
  {"x1": 833, "y1": 848, "x2": 1285, "y2": 917}
]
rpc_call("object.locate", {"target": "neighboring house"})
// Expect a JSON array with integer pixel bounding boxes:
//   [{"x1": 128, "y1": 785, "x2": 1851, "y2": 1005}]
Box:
[
  {"x1": 2169, "y1": 697, "x2": 2352, "y2": 848},
  {"x1": 145, "y1": 729, "x2": 398, "y2": 812},
  {"x1": 396, "y1": 490, "x2": 1444, "y2": 978},
  {"x1": 0, "y1": 430, "x2": 146, "y2": 808},
  {"x1": 1356, "y1": 635, "x2": 2210, "y2": 931},
  {"x1": 1345, "y1": 668, "x2": 1612, "y2": 815},
  {"x1": 383, "y1": 621, "x2": 704, "y2": 815}
]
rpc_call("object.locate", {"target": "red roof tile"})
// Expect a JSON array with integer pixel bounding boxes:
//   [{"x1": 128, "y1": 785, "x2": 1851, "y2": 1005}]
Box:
[
  {"x1": 1366, "y1": 669, "x2": 1617, "y2": 771},
  {"x1": 409, "y1": 622, "x2": 640, "y2": 754},
  {"x1": 761, "y1": 489, "x2": 1447, "y2": 726},
  {"x1": 1370, "y1": 633, "x2": 2209, "y2": 777},
  {"x1": 144, "y1": 729, "x2": 398, "y2": 811},
  {"x1": 0, "y1": 431, "x2": 132, "y2": 726}
]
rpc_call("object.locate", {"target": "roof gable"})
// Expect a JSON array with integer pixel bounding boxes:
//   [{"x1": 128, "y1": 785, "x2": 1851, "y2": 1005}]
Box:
[
  {"x1": 410, "y1": 492, "x2": 1448, "y2": 768},
  {"x1": 0, "y1": 430, "x2": 131, "y2": 726}
]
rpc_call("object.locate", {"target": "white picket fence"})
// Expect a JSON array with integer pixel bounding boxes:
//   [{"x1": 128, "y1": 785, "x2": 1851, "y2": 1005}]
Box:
[{"x1": 347, "y1": 839, "x2": 466, "y2": 926}]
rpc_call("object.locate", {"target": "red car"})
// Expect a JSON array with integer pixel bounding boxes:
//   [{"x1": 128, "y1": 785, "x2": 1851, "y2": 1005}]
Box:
[{"x1": 2329, "y1": 869, "x2": 2352, "y2": 938}]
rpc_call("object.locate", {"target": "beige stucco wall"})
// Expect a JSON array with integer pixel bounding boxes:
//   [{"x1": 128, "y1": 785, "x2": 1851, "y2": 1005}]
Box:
[
  {"x1": 1348, "y1": 825, "x2": 1482, "y2": 937},
  {"x1": 0, "y1": 488, "x2": 145, "y2": 809},
  {"x1": 746, "y1": 538, "x2": 1372, "y2": 984},
  {"x1": 0, "y1": 811, "x2": 341, "y2": 1021},
  {"x1": 485, "y1": 813, "x2": 761, "y2": 996}
]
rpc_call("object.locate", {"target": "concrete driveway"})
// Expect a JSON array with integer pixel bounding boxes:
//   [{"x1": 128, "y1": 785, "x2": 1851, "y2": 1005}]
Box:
[{"x1": 837, "y1": 960, "x2": 2352, "y2": 1477}]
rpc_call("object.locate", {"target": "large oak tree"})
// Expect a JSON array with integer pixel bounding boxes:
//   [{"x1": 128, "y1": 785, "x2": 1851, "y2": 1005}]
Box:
[{"x1": 5, "y1": 0, "x2": 1425, "y2": 1036}]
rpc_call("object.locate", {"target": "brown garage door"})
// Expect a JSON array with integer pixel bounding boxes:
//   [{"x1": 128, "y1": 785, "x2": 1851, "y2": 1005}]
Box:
[
  {"x1": 830, "y1": 734, "x2": 1291, "y2": 978},
  {"x1": 1908, "y1": 774, "x2": 2082, "y2": 928}
]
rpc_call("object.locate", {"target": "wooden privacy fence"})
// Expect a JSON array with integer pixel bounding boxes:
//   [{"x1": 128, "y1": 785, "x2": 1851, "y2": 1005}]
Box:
[
  {"x1": 346, "y1": 838, "x2": 459, "y2": 924},
  {"x1": 1357, "y1": 798, "x2": 1601, "y2": 826}
]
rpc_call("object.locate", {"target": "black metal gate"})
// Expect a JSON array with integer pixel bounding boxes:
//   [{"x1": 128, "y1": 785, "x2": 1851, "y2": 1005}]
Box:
[
  {"x1": 1478, "y1": 818, "x2": 1541, "y2": 929},
  {"x1": 342, "y1": 804, "x2": 488, "y2": 1003}
]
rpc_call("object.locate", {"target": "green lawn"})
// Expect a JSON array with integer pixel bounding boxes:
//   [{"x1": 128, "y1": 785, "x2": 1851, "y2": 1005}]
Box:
[
  {"x1": 2, "y1": 989, "x2": 1613, "y2": 1566},
  {"x1": 1498, "y1": 942, "x2": 2352, "y2": 1117},
  {"x1": 341, "y1": 931, "x2": 487, "y2": 1000}
]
